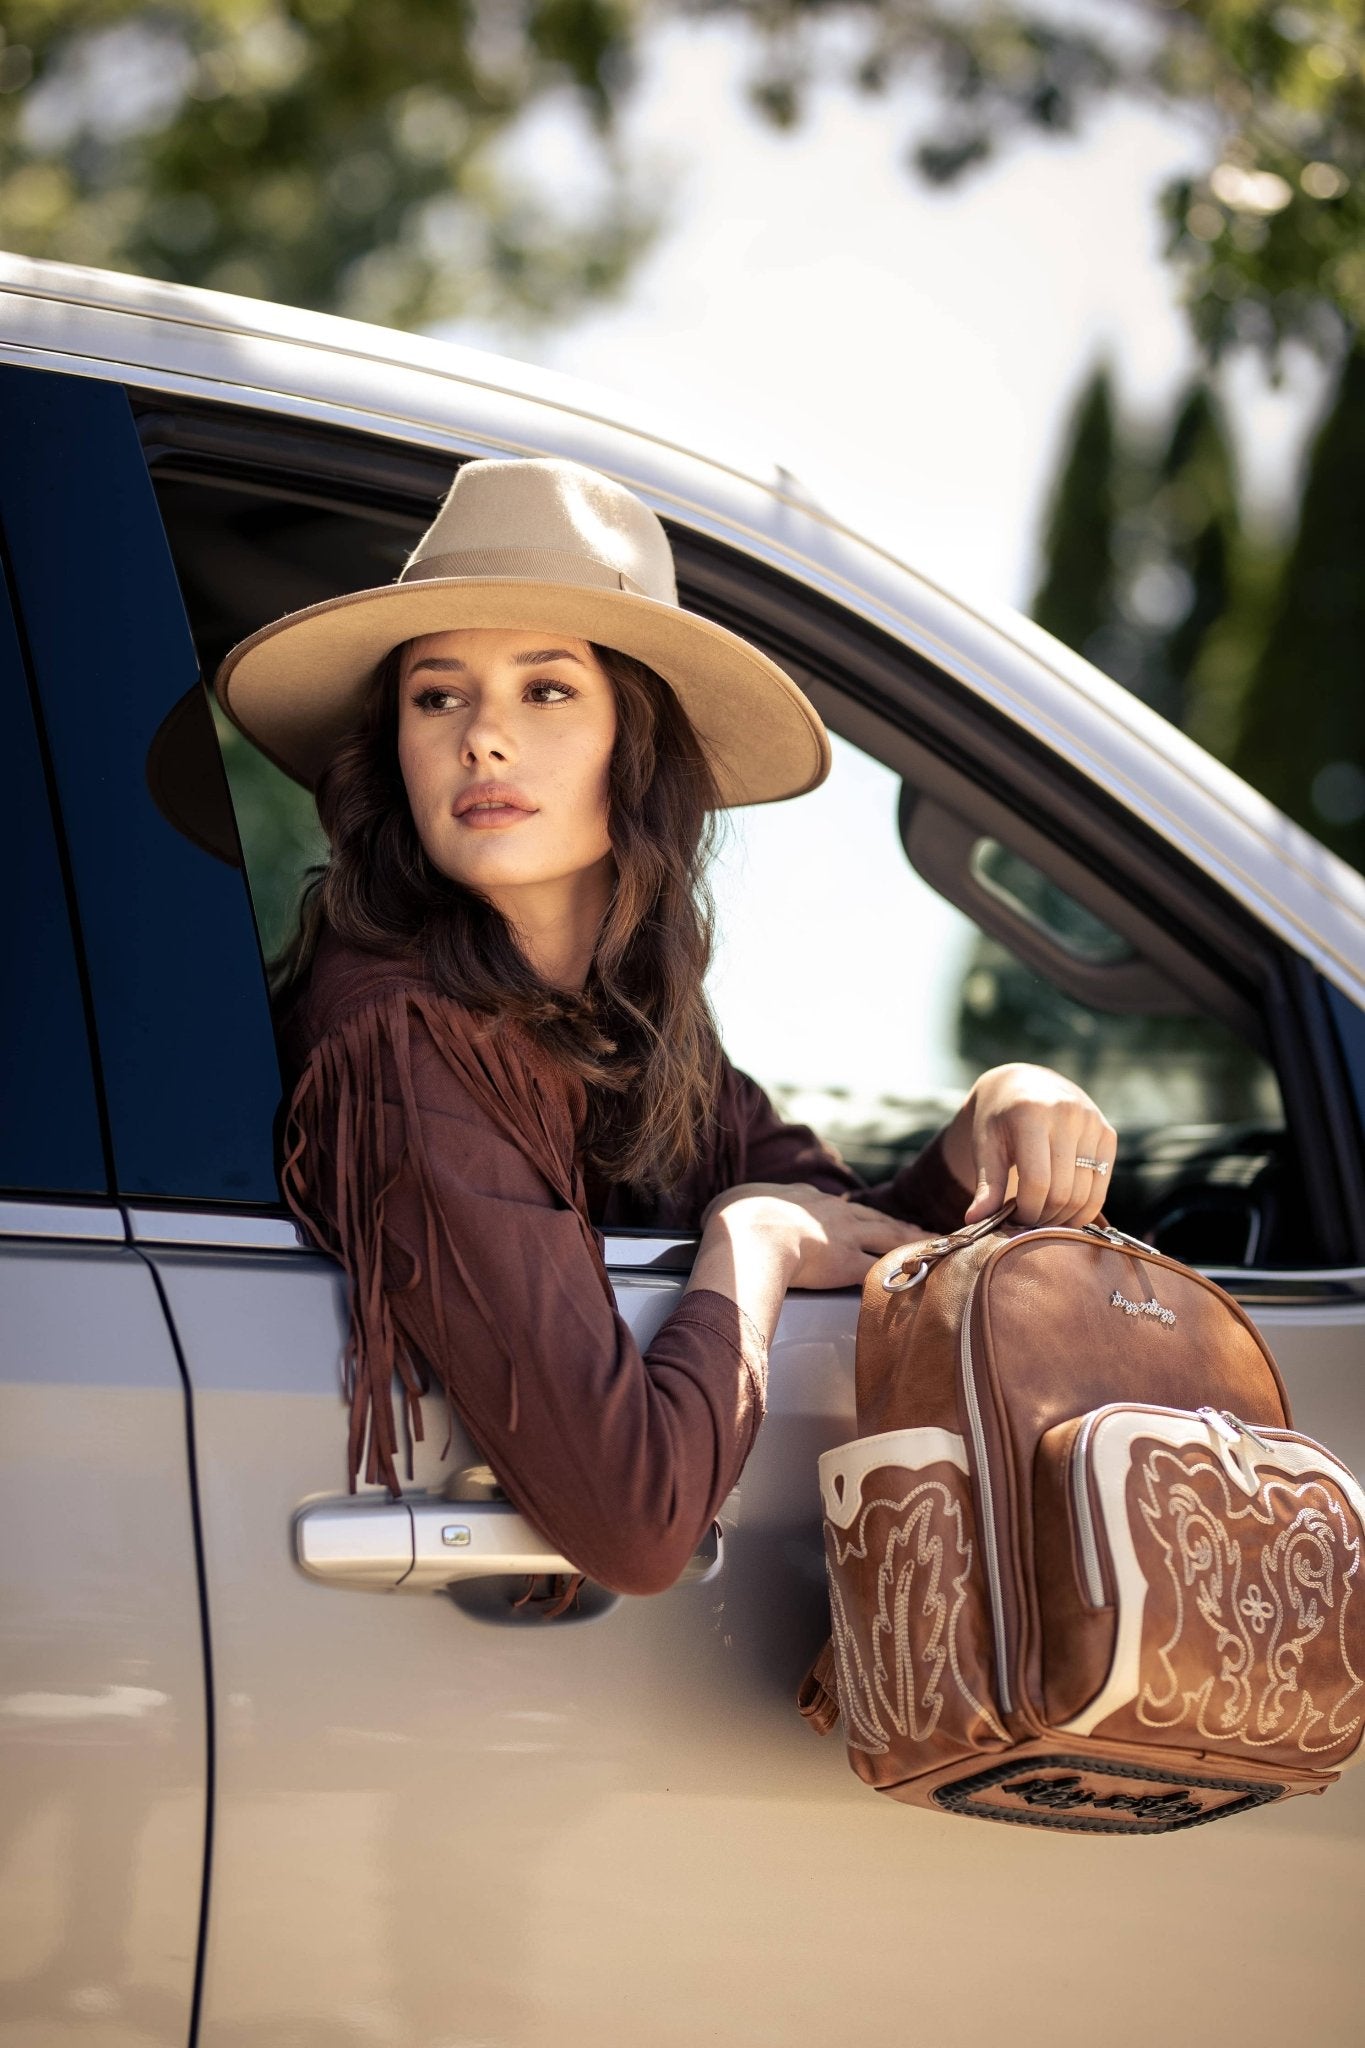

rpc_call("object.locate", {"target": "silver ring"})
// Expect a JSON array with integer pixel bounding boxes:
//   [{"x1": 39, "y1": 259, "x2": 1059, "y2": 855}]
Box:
[
  {"x1": 1075, "y1": 1156, "x2": 1109, "y2": 1175},
  {"x1": 882, "y1": 1260, "x2": 928, "y2": 1293}
]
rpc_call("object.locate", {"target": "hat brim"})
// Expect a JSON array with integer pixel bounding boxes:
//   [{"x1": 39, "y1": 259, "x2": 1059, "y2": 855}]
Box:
[{"x1": 213, "y1": 577, "x2": 831, "y2": 807}]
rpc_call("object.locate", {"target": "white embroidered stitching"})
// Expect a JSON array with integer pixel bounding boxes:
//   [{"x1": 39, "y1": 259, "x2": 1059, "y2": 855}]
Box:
[
  {"x1": 1135, "y1": 1446, "x2": 1364, "y2": 1754},
  {"x1": 826, "y1": 1479, "x2": 1007, "y2": 1754}
]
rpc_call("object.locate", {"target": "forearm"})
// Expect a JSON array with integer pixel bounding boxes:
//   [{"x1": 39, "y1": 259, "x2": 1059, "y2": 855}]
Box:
[{"x1": 684, "y1": 1206, "x2": 799, "y2": 1353}]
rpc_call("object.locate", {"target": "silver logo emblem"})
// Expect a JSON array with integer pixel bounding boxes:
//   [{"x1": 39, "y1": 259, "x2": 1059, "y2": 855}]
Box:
[{"x1": 1110, "y1": 1288, "x2": 1176, "y2": 1327}]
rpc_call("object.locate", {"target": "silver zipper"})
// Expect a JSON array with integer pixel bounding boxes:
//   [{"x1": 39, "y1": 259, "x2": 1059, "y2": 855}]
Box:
[
  {"x1": 959, "y1": 1282, "x2": 1013, "y2": 1714},
  {"x1": 1196, "y1": 1404, "x2": 1275, "y2": 1456},
  {"x1": 953, "y1": 1227, "x2": 1185, "y2": 1718}
]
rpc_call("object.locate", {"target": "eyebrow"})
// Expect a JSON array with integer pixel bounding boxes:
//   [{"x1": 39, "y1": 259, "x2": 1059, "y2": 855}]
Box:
[{"x1": 406, "y1": 648, "x2": 589, "y2": 675}]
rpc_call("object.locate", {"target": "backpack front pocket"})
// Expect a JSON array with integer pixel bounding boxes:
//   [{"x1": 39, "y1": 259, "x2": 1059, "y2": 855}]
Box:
[
  {"x1": 818, "y1": 1427, "x2": 1010, "y2": 1791},
  {"x1": 1037, "y1": 1405, "x2": 1365, "y2": 1771}
]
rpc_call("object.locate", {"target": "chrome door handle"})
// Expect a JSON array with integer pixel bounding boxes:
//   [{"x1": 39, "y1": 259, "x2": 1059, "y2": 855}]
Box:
[{"x1": 295, "y1": 1498, "x2": 722, "y2": 1591}]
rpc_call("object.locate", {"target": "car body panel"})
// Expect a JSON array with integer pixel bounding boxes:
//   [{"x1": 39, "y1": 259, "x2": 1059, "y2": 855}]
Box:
[
  {"x1": 0, "y1": 1207, "x2": 206, "y2": 2048},
  {"x1": 138, "y1": 1220, "x2": 1365, "y2": 2047}
]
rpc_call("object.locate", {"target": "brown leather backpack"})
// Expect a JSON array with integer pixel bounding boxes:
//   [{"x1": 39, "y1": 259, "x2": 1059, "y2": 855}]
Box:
[{"x1": 797, "y1": 1204, "x2": 1365, "y2": 1834}]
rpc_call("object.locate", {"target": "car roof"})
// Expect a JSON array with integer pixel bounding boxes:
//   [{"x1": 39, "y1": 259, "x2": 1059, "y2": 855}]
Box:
[{"x1": 3, "y1": 250, "x2": 1363, "y2": 1003}]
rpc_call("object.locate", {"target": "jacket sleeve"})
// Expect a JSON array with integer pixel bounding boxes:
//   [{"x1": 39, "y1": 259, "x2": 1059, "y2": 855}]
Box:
[
  {"x1": 282, "y1": 987, "x2": 768, "y2": 1597},
  {"x1": 722, "y1": 1064, "x2": 973, "y2": 1236}
]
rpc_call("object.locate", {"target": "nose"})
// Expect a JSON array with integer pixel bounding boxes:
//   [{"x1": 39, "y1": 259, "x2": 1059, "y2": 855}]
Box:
[{"x1": 460, "y1": 700, "x2": 514, "y2": 768}]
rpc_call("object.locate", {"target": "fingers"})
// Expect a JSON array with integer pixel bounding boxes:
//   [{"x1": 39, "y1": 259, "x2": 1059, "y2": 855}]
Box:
[
  {"x1": 1056, "y1": 1117, "x2": 1119, "y2": 1228},
  {"x1": 972, "y1": 1100, "x2": 1119, "y2": 1227},
  {"x1": 962, "y1": 1129, "x2": 1011, "y2": 1225},
  {"x1": 1011, "y1": 1120, "x2": 1055, "y2": 1225},
  {"x1": 841, "y1": 1201, "x2": 915, "y2": 1257},
  {"x1": 1021, "y1": 1114, "x2": 1118, "y2": 1226}
]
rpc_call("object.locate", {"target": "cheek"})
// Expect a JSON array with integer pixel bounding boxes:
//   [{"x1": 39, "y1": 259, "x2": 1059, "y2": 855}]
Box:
[
  {"x1": 397, "y1": 724, "x2": 437, "y2": 814},
  {"x1": 577, "y1": 713, "x2": 617, "y2": 846}
]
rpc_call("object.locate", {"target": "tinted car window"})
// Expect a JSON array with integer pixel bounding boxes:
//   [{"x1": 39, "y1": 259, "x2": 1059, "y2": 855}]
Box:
[
  {"x1": 707, "y1": 729, "x2": 1294, "y2": 1264},
  {"x1": 0, "y1": 366, "x2": 281, "y2": 1204},
  {"x1": 0, "y1": 552, "x2": 105, "y2": 1195}
]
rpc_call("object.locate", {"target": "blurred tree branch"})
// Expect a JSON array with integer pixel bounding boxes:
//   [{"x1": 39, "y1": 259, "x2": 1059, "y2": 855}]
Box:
[
  {"x1": 687, "y1": 0, "x2": 1365, "y2": 370},
  {"x1": 0, "y1": 0, "x2": 656, "y2": 327},
  {"x1": 3, "y1": 4, "x2": 1362, "y2": 361}
]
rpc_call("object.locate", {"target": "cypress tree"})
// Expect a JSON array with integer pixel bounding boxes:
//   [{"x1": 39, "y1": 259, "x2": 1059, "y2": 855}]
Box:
[
  {"x1": 1143, "y1": 383, "x2": 1237, "y2": 729},
  {"x1": 1030, "y1": 364, "x2": 1119, "y2": 664},
  {"x1": 1232, "y1": 347, "x2": 1365, "y2": 874}
]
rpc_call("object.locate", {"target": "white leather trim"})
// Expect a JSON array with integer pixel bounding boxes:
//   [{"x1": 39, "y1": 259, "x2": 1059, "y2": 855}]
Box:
[
  {"x1": 1061, "y1": 1410, "x2": 1365, "y2": 1742},
  {"x1": 818, "y1": 1427, "x2": 968, "y2": 1529}
]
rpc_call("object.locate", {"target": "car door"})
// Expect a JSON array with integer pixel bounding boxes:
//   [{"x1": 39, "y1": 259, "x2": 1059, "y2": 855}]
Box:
[
  {"x1": 0, "y1": 375, "x2": 208, "y2": 2048},
  {"x1": 12, "y1": 357, "x2": 1365, "y2": 2048}
]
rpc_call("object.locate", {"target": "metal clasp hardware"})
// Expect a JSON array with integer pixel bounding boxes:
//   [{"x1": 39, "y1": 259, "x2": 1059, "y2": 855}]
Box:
[{"x1": 881, "y1": 1237, "x2": 956, "y2": 1292}]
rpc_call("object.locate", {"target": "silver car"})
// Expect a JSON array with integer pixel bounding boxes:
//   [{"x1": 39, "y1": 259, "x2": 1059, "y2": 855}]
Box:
[{"x1": 2, "y1": 251, "x2": 1363, "y2": 2048}]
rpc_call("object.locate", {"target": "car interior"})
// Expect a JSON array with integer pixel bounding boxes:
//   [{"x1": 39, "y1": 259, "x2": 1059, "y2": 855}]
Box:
[{"x1": 134, "y1": 393, "x2": 1318, "y2": 1270}]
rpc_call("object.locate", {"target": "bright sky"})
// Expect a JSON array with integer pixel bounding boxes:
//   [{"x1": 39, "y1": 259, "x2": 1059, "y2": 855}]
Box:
[{"x1": 438, "y1": 18, "x2": 1335, "y2": 1117}]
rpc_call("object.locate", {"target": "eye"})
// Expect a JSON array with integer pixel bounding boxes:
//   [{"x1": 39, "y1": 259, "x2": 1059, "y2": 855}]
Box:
[
  {"x1": 526, "y1": 678, "x2": 578, "y2": 705},
  {"x1": 411, "y1": 685, "x2": 464, "y2": 712}
]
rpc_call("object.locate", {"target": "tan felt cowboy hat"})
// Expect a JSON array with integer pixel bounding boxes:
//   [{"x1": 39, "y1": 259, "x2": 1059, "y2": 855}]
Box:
[{"x1": 213, "y1": 455, "x2": 831, "y2": 806}]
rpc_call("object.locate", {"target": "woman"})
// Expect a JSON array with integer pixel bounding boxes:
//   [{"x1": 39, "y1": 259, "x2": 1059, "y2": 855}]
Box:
[{"x1": 214, "y1": 455, "x2": 1117, "y2": 1597}]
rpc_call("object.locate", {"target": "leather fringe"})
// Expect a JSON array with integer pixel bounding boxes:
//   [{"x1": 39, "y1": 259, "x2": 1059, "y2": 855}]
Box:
[{"x1": 280, "y1": 984, "x2": 606, "y2": 1504}]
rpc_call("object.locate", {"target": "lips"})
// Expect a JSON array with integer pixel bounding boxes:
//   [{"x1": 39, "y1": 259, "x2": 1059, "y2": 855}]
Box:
[{"x1": 452, "y1": 782, "x2": 538, "y2": 825}]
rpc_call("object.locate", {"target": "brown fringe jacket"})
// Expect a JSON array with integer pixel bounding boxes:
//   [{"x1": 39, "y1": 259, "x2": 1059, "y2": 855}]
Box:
[{"x1": 279, "y1": 927, "x2": 972, "y2": 1596}]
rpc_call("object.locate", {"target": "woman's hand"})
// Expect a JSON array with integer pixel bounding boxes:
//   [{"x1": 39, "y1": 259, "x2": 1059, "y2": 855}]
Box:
[
  {"x1": 686, "y1": 1183, "x2": 929, "y2": 1356},
  {"x1": 941, "y1": 1063, "x2": 1118, "y2": 1228},
  {"x1": 700, "y1": 1182, "x2": 925, "y2": 1290}
]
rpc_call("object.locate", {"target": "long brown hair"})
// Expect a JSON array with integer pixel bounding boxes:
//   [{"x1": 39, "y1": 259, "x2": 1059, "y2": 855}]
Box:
[{"x1": 272, "y1": 639, "x2": 726, "y2": 1194}]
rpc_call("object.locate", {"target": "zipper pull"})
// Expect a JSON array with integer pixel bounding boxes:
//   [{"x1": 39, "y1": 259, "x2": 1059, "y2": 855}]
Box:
[
  {"x1": 1084, "y1": 1219, "x2": 1154, "y2": 1254},
  {"x1": 1197, "y1": 1405, "x2": 1241, "y2": 1445},
  {"x1": 1198, "y1": 1406, "x2": 1267, "y2": 1497},
  {"x1": 1221, "y1": 1410, "x2": 1273, "y2": 1453},
  {"x1": 1084, "y1": 1222, "x2": 1125, "y2": 1248}
]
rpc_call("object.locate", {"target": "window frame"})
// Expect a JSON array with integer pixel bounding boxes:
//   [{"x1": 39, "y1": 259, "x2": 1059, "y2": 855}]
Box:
[{"x1": 120, "y1": 387, "x2": 1365, "y2": 1268}]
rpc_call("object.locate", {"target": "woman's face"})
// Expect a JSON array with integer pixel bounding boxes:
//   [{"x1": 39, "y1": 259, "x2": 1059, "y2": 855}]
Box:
[{"x1": 395, "y1": 626, "x2": 618, "y2": 903}]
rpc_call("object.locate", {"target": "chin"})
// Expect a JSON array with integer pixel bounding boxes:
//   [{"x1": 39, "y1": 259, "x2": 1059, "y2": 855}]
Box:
[{"x1": 434, "y1": 848, "x2": 536, "y2": 892}]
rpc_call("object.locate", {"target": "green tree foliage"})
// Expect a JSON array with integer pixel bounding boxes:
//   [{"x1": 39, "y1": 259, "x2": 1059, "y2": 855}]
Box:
[
  {"x1": 1230, "y1": 345, "x2": 1365, "y2": 869},
  {"x1": 1031, "y1": 359, "x2": 1242, "y2": 730},
  {"x1": 1030, "y1": 364, "x2": 1118, "y2": 664},
  {"x1": 1027, "y1": 346, "x2": 1364, "y2": 869},
  {"x1": 692, "y1": 0, "x2": 1365, "y2": 368},
  {"x1": 0, "y1": 0, "x2": 654, "y2": 326}
]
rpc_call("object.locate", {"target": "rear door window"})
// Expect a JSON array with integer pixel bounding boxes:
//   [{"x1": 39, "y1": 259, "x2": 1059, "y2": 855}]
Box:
[
  {"x1": 0, "y1": 536, "x2": 104, "y2": 1196},
  {"x1": 0, "y1": 365, "x2": 281, "y2": 1205}
]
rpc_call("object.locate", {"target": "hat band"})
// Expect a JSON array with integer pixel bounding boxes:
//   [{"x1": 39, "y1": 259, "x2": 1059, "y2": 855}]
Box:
[{"x1": 401, "y1": 544, "x2": 652, "y2": 599}]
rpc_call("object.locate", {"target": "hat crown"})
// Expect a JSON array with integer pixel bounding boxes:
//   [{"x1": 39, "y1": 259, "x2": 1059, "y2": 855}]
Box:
[{"x1": 400, "y1": 456, "x2": 679, "y2": 606}]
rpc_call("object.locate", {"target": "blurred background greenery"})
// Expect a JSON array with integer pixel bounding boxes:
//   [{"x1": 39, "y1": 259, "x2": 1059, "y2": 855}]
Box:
[{"x1": 3, "y1": 0, "x2": 1361, "y2": 879}]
